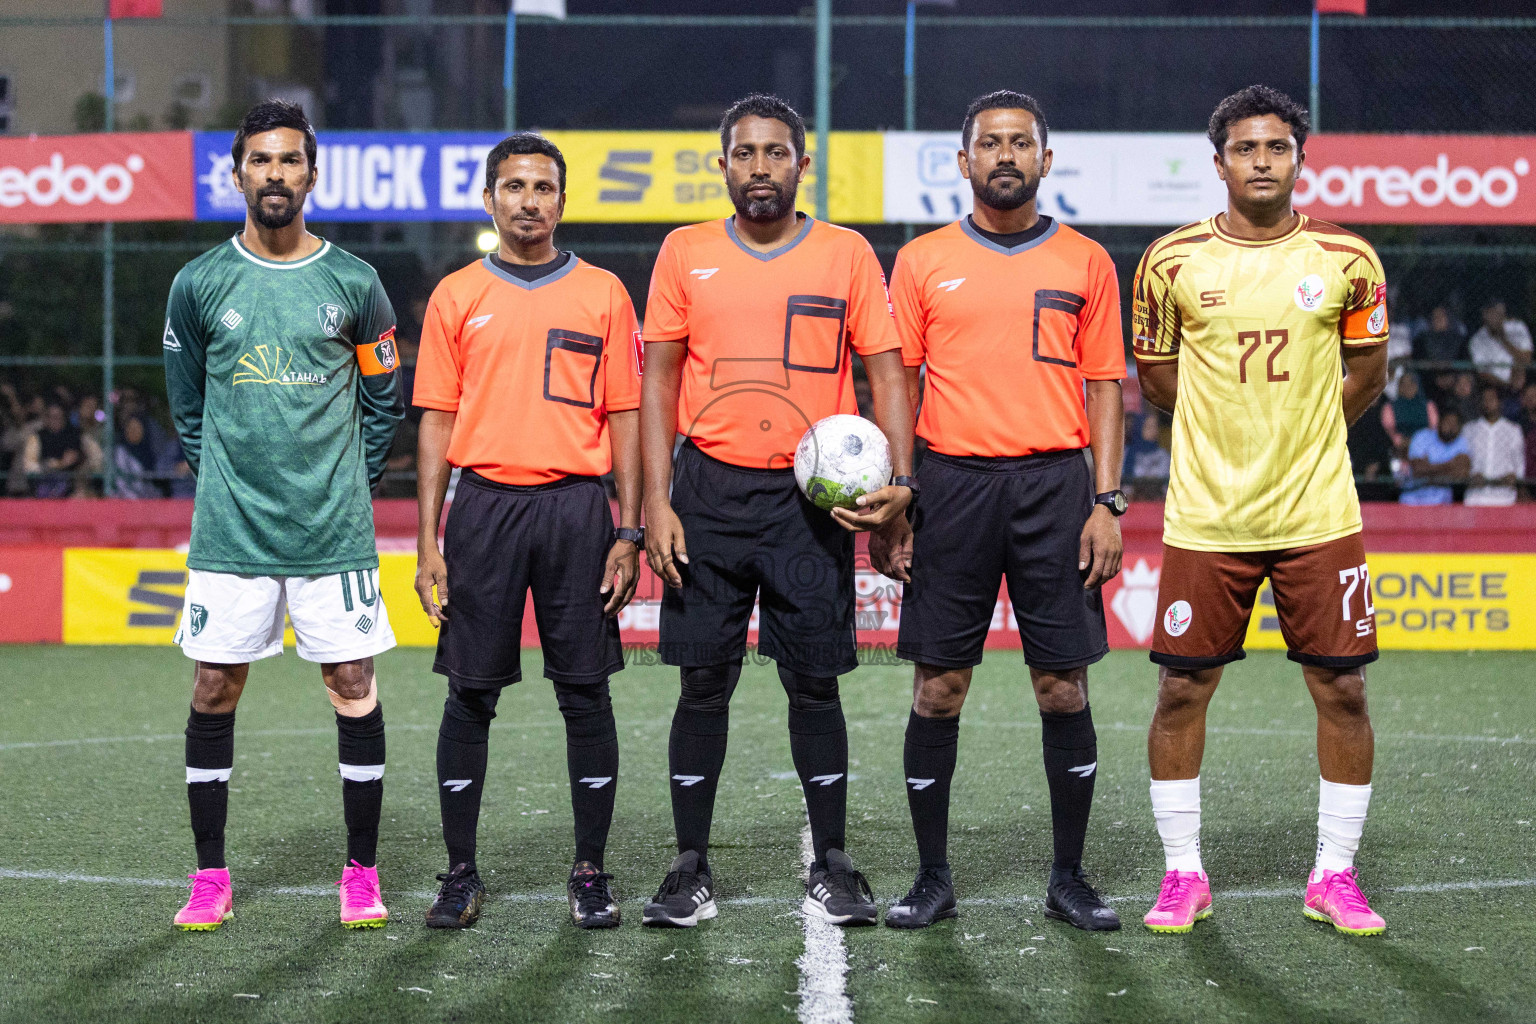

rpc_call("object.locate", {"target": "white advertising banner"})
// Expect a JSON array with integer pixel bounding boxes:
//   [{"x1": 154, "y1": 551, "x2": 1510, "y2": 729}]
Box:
[{"x1": 883, "y1": 131, "x2": 1229, "y2": 226}]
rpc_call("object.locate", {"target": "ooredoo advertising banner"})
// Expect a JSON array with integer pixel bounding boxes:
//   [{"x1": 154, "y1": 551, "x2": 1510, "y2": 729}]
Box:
[
  {"x1": 1295, "y1": 135, "x2": 1536, "y2": 224},
  {"x1": 0, "y1": 132, "x2": 194, "y2": 224}
]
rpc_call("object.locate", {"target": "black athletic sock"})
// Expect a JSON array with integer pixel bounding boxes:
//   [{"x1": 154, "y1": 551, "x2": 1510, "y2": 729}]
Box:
[
  {"x1": 437, "y1": 685, "x2": 498, "y2": 871},
  {"x1": 1041, "y1": 703, "x2": 1098, "y2": 872},
  {"x1": 788, "y1": 705, "x2": 848, "y2": 866},
  {"x1": 668, "y1": 708, "x2": 729, "y2": 866},
  {"x1": 185, "y1": 707, "x2": 235, "y2": 870},
  {"x1": 557, "y1": 682, "x2": 619, "y2": 869},
  {"x1": 904, "y1": 708, "x2": 960, "y2": 871},
  {"x1": 337, "y1": 704, "x2": 386, "y2": 868}
]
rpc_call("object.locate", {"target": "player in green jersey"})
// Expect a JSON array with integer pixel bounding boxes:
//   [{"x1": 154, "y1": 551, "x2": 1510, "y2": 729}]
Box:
[{"x1": 163, "y1": 101, "x2": 405, "y2": 932}]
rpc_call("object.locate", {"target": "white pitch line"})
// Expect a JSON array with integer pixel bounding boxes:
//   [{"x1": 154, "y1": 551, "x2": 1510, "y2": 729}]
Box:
[{"x1": 794, "y1": 822, "x2": 853, "y2": 1024}]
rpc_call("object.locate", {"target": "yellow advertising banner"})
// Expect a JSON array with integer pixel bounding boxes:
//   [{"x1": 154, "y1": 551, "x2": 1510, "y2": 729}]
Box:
[
  {"x1": 63, "y1": 549, "x2": 1536, "y2": 652},
  {"x1": 62, "y1": 550, "x2": 436, "y2": 648},
  {"x1": 1245, "y1": 553, "x2": 1536, "y2": 651},
  {"x1": 544, "y1": 131, "x2": 884, "y2": 224}
]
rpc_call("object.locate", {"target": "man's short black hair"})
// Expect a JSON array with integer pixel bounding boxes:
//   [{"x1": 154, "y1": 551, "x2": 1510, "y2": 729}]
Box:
[
  {"x1": 484, "y1": 132, "x2": 566, "y2": 192},
  {"x1": 231, "y1": 100, "x2": 317, "y2": 172},
  {"x1": 1207, "y1": 85, "x2": 1310, "y2": 153},
  {"x1": 961, "y1": 90, "x2": 1049, "y2": 150},
  {"x1": 720, "y1": 93, "x2": 806, "y2": 159}
]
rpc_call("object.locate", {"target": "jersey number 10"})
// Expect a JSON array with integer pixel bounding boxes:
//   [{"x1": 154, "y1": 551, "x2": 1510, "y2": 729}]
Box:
[{"x1": 1237, "y1": 329, "x2": 1290, "y2": 384}]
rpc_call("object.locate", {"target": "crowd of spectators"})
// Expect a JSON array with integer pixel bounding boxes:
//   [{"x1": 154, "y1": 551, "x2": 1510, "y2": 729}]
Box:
[
  {"x1": 0, "y1": 382, "x2": 193, "y2": 498},
  {"x1": 1351, "y1": 297, "x2": 1533, "y2": 505}
]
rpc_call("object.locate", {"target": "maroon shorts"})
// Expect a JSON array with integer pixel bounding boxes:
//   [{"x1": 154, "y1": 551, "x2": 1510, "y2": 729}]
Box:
[{"x1": 1151, "y1": 533, "x2": 1379, "y2": 671}]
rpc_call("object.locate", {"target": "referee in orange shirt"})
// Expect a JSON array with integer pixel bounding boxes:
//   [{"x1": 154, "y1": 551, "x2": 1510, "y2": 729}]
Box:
[
  {"x1": 412, "y1": 134, "x2": 644, "y2": 931},
  {"x1": 875, "y1": 92, "x2": 1127, "y2": 931}
]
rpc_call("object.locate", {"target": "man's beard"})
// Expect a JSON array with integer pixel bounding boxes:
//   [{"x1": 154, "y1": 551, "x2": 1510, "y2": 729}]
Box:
[
  {"x1": 729, "y1": 177, "x2": 797, "y2": 222},
  {"x1": 973, "y1": 168, "x2": 1039, "y2": 211},
  {"x1": 245, "y1": 182, "x2": 304, "y2": 229}
]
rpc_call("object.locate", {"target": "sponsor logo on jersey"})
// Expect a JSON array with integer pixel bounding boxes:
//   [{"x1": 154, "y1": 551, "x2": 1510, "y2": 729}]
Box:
[
  {"x1": 188, "y1": 603, "x2": 207, "y2": 637},
  {"x1": 467, "y1": 313, "x2": 494, "y2": 330},
  {"x1": 220, "y1": 308, "x2": 243, "y2": 330},
  {"x1": 233, "y1": 344, "x2": 329, "y2": 387},
  {"x1": 937, "y1": 277, "x2": 966, "y2": 293},
  {"x1": 1367, "y1": 303, "x2": 1387, "y2": 335},
  {"x1": 1372, "y1": 282, "x2": 1387, "y2": 305},
  {"x1": 355, "y1": 613, "x2": 373, "y2": 634},
  {"x1": 162, "y1": 319, "x2": 181, "y2": 351},
  {"x1": 1199, "y1": 289, "x2": 1226, "y2": 309},
  {"x1": 317, "y1": 303, "x2": 345, "y2": 338},
  {"x1": 1294, "y1": 274, "x2": 1325, "y2": 312},
  {"x1": 688, "y1": 267, "x2": 719, "y2": 280},
  {"x1": 1163, "y1": 599, "x2": 1193, "y2": 638}
]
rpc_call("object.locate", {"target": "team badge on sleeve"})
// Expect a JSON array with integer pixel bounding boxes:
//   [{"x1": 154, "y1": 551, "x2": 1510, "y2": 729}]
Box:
[
  {"x1": 632, "y1": 330, "x2": 644, "y2": 375},
  {"x1": 357, "y1": 326, "x2": 399, "y2": 376}
]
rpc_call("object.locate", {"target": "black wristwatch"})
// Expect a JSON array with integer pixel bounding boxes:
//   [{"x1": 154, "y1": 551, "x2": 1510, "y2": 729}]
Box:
[
  {"x1": 892, "y1": 475, "x2": 920, "y2": 498},
  {"x1": 615, "y1": 526, "x2": 646, "y2": 546},
  {"x1": 1094, "y1": 490, "x2": 1129, "y2": 516}
]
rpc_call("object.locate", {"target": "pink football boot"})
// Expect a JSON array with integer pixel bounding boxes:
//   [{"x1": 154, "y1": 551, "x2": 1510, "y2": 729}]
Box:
[
  {"x1": 1143, "y1": 870, "x2": 1213, "y2": 933},
  {"x1": 1305, "y1": 868, "x2": 1385, "y2": 935},
  {"x1": 338, "y1": 860, "x2": 389, "y2": 928},
  {"x1": 174, "y1": 867, "x2": 233, "y2": 931}
]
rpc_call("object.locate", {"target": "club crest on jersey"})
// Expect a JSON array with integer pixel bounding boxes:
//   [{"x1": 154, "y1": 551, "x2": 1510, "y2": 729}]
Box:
[
  {"x1": 1163, "y1": 599, "x2": 1193, "y2": 638},
  {"x1": 317, "y1": 303, "x2": 345, "y2": 338},
  {"x1": 188, "y1": 604, "x2": 207, "y2": 637},
  {"x1": 375, "y1": 327, "x2": 398, "y2": 371},
  {"x1": 1294, "y1": 274, "x2": 1326, "y2": 312},
  {"x1": 1367, "y1": 304, "x2": 1387, "y2": 335}
]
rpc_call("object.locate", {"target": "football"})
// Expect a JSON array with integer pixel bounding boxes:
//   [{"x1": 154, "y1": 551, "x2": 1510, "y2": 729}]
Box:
[{"x1": 794, "y1": 414, "x2": 892, "y2": 511}]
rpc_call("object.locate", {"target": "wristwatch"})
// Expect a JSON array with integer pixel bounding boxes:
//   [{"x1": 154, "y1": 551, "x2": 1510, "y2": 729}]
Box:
[
  {"x1": 615, "y1": 526, "x2": 646, "y2": 546},
  {"x1": 1094, "y1": 489, "x2": 1129, "y2": 516},
  {"x1": 892, "y1": 475, "x2": 921, "y2": 498}
]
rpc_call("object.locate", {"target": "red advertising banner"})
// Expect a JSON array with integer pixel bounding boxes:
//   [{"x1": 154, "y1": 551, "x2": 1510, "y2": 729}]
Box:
[
  {"x1": 1297, "y1": 135, "x2": 1536, "y2": 224},
  {"x1": 0, "y1": 132, "x2": 194, "y2": 224},
  {"x1": 0, "y1": 546, "x2": 63, "y2": 643}
]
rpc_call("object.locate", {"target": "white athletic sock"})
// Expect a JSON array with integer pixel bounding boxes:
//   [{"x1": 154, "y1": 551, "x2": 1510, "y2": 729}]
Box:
[
  {"x1": 1150, "y1": 777, "x2": 1203, "y2": 873},
  {"x1": 1314, "y1": 776, "x2": 1372, "y2": 876}
]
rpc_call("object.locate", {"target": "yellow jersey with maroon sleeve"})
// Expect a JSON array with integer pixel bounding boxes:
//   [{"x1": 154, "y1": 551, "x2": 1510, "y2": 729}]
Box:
[
  {"x1": 891, "y1": 218, "x2": 1125, "y2": 458},
  {"x1": 413, "y1": 255, "x2": 642, "y2": 486},
  {"x1": 1131, "y1": 215, "x2": 1388, "y2": 552},
  {"x1": 642, "y1": 215, "x2": 900, "y2": 469}
]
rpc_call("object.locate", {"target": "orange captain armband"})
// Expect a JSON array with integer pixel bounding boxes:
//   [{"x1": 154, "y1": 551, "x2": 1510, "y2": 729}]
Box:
[
  {"x1": 1341, "y1": 282, "x2": 1389, "y2": 342},
  {"x1": 357, "y1": 326, "x2": 399, "y2": 375}
]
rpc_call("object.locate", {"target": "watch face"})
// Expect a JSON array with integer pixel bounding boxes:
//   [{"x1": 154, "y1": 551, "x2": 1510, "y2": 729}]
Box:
[{"x1": 1113, "y1": 491, "x2": 1128, "y2": 513}]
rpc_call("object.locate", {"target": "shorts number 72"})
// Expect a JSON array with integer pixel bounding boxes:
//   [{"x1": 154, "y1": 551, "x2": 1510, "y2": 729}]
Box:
[{"x1": 1338, "y1": 563, "x2": 1375, "y2": 637}]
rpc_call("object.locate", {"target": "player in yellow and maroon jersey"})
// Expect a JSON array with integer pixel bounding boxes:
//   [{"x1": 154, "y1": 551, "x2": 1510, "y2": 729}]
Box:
[{"x1": 1132, "y1": 86, "x2": 1390, "y2": 937}]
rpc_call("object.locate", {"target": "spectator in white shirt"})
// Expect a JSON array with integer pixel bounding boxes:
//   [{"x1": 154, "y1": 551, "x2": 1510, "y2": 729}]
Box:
[
  {"x1": 1468, "y1": 299, "x2": 1532, "y2": 389},
  {"x1": 1463, "y1": 385, "x2": 1525, "y2": 507}
]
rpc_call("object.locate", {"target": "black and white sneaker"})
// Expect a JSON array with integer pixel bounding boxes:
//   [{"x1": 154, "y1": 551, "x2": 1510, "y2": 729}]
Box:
[
  {"x1": 568, "y1": 861, "x2": 621, "y2": 929},
  {"x1": 884, "y1": 866, "x2": 958, "y2": 929},
  {"x1": 1044, "y1": 866, "x2": 1121, "y2": 931},
  {"x1": 803, "y1": 848, "x2": 878, "y2": 927},
  {"x1": 425, "y1": 862, "x2": 486, "y2": 929},
  {"x1": 641, "y1": 851, "x2": 716, "y2": 928}
]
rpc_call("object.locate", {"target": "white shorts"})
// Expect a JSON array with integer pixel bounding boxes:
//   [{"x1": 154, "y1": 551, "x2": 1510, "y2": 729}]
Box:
[{"x1": 174, "y1": 568, "x2": 397, "y2": 665}]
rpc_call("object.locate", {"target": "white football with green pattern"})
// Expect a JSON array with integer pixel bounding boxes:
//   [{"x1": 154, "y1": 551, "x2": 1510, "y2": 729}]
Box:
[{"x1": 794, "y1": 414, "x2": 892, "y2": 511}]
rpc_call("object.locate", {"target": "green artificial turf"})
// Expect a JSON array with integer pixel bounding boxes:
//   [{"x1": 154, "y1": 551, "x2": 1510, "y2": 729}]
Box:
[{"x1": 0, "y1": 646, "x2": 1531, "y2": 1023}]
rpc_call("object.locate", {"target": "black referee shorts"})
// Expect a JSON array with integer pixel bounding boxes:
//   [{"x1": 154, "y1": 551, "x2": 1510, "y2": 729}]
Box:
[
  {"x1": 433, "y1": 469, "x2": 623, "y2": 688},
  {"x1": 896, "y1": 448, "x2": 1109, "y2": 672},
  {"x1": 659, "y1": 440, "x2": 857, "y2": 676}
]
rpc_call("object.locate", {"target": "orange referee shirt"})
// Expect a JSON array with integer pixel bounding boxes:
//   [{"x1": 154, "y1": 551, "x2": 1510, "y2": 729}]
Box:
[
  {"x1": 643, "y1": 216, "x2": 900, "y2": 469},
  {"x1": 413, "y1": 255, "x2": 642, "y2": 485},
  {"x1": 892, "y1": 218, "x2": 1126, "y2": 458}
]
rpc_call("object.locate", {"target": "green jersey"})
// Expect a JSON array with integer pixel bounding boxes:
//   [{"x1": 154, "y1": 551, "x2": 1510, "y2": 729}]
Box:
[{"x1": 163, "y1": 235, "x2": 404, "y2": 576}]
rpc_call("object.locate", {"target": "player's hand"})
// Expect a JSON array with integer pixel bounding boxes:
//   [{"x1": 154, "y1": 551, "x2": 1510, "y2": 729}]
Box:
[
  {"x1": 868, "y1": 516, "x2": 914, "y2": 583},
  {"x1": 830, "y1": 484, "x2": 912, "y2": 533},
  {"x1": 415, "y1": 545, "x2": 450, "y2": 626},
  {"x1": 645, "y1": 499, "x2": 689, "y2": 589},
  {"x1": 1079, "y1": 504, "x2": 1123, "y2": 590},
  {"x1": 601, "y1": 539, "x2": 640, "y2": 616}
]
